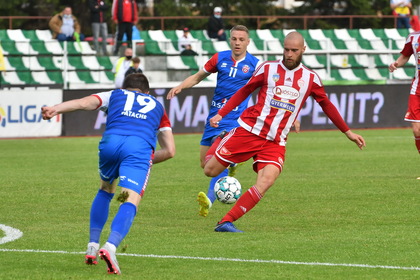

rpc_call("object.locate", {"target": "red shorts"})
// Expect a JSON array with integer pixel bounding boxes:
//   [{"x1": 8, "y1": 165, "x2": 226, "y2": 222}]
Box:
[
  {"x1": 215, "y1": 127, "x2": 286, "y2": 173},
  {"x1": 405, "y1": 94, "x2": 420, "y2": 122}
]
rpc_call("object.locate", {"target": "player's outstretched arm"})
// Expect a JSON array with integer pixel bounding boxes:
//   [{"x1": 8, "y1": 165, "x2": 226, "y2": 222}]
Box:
[
  {"x1": 42, "y1": 96, "x2": 100, "y2": 120},
  {"x1": 344, "y1": 130, "x2": 366, "y2": 150},
  {"x1": 153, "y1": 129, "x2": 176, "y2": 164},
  {"x1": 166, "y1": 70, "x2": 210, "y2": 99}
]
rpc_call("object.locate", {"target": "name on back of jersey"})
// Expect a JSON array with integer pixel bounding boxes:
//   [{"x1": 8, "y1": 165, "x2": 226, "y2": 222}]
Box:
[{"x1": 121, "y1": 110, "x2": 147, "y2": 119}]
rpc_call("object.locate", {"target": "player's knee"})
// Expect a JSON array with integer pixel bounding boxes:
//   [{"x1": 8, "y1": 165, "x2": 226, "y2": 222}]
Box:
[{"x1": 203, "y1": 165, "x2": 221, "y2": 177}]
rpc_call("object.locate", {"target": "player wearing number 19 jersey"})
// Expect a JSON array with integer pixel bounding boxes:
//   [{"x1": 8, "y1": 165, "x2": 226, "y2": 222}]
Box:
[{"x1": 41, "y1": 74, "x2": 175, "y2": 274}]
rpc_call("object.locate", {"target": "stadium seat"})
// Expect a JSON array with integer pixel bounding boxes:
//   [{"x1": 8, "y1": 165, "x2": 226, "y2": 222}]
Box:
[
  {"x1": 46, "y1": 71, "x2": 64, "y2": 84},
  {"x1": 248, "y1": 30, "x2": 264, "y2": 51},
  {"x1": 247, "y1": 39, "x2": 265, "y2": 54},
  {"x1": 256, "y1": 29, "x2": 283, "y2": 52},
  {"x1": 5, "y1": 56, "x2": 28, "y2": 71},
  {"x1": 32, "y1": 71, "x2": 56, "y2": 84},
  {"x1": 166, "y1": 56, "x2": 190, "y2": 70},
  {"x1": 302, "y1": 54, "x2": 326, "y2": 68},
  {"x1": 391, "y1": 68, "x2": 412, "y2": 79},
  {"x1": 306, "y1": 29, "x2": 334, "y2": 50},
  {"x1": 189, "y1": 30, "x2": 211, "y2": 41},
  {"x1": 212, "y1": 40, "x2": 230, "y2": 52},
  {"x1": 358, "y1": 28, "x2": 388, "y2": 50},
  {"x1": 181, "y1": 56, "x2": 199, "y2": 70},
  {"x1": 364, "y1": 68, "x2": 386, "y2": 80},
  {"x1": 90, "y1": 70, "x2": 113, "y2": 84},
  {"x1": 331, "y1": 54, "x2": 351, "y2": 68},
  {"x1": 329, "y1": 68, "x2": 359, "y2": 80},
  {"x1": 37, "y1": 56, "x2": 61, "y2": 70},
  {"x1": 68, "y1": 56, "x2": 88, "y2": 70},
  {"x1": 349, "y1": 54, "x2": 370, "y2": 68},
  {"x1": 332, "y1": 29, "x2": 362, "y2": 50},
  {"x1": 82, "y1": 56, "x2": 104, "y2": 70},
  {"x1": 1, "y1": 71, "x2": 25, "y2": 85},
  {"x1": 148, "y1": 30, "x2": 179, "y2": 54},
  {"x1": 96, "y1": 56, "x2": 114, "y2": 69},
  {"x1": 1, "y1": 40, "x2": 24, "y2": 55},
  {"x1": 22, "y1": 56, "x2": 45, "y2": 71},
  {"x1": 139, "y1": 30, "x2": 166, "y2": 55},
  {"x1": 314, "y1": 68, "x2": 329, "y2": 80}
]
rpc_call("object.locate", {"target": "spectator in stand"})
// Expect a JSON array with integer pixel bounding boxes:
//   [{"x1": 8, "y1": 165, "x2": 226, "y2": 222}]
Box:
[
  {"x1": 207, "y1": 7, "x2": 227, "y2": 41},
  {"x1": 112, "y1": 47, "x2": 133, "y2": 88},
  {"x1": 49, "y1": 6, "x2": 85, "y2": 42},
  {"x1": 390, "y1": 0, "x2": 412, "y2": 29},
  {"x1": 89, "y1": 0, "x2": 110, "y2": 56},
  {"x1": 125, "y1": 57, "x2": 143, "y2": 77},
  {"x1": 112, "y1": 0, "x2": 138, "y2": 55},
  {"x1": 178, "y1": 27, "x2": 198, "y2": 56}
]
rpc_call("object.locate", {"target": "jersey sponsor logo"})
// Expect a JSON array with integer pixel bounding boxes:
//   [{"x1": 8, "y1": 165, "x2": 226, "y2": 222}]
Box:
[
  {"x1": 242, "y1": 65, "x2": 250, "y2": 73},
  {"x1": 272, "y1": 85, "x2": 300, "y2": 100},
  {"x1": 211, "y1": 99, "x2": 239, "y2": 111},
  {"x1": 270, "y1": 98, "x2": 296, "y2": 112},
  {"x1": 128, "y1": 178, "x2": 139, "y2": 186},
  {"x1": 219, "y1": 146, "x2": 231, "y2": 156}
]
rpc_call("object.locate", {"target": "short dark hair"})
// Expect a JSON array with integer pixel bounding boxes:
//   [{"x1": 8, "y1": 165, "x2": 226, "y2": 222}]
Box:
[
  {"x1": 132, "y1": 57, "x2": 140, "y2": 63},
  {"x1": 122, "y1": 73, "x2": 150, "y2": 92}
]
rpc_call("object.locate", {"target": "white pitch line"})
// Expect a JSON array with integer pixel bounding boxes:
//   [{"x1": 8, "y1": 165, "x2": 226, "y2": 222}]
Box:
[
  {"x1": 0, "y1": 248, "x2": 419, "y2": 271},
  {"x1": 0, "y1": 224, "x2": 23, "y2": 245}
]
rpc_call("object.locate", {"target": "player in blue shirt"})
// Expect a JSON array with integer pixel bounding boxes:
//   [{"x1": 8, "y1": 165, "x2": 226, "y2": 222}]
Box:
[
  {"x1": 42, "y1": 73, "x2": 175, "y2": 275},
  {"x1": 167, "y1": 25, "x2": 260, "y2": 217}
]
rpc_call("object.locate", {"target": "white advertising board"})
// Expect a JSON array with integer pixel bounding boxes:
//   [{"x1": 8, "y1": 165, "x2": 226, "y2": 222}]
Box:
[{"x1": 0, "y1": 89, "x2": 62, "y2": 138}]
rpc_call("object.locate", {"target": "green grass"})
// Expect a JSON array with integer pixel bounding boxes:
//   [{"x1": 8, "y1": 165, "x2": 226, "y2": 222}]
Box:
[{"x1": 0, "y1": 129, "x2": 419, "y2": 279}]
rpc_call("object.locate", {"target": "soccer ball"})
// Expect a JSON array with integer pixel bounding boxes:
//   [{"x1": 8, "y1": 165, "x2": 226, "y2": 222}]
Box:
[{"x1": 214, "y1": 176, "x2": 242, "y2": 204}]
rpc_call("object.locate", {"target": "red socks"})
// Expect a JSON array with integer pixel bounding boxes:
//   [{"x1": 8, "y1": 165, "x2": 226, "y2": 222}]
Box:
[
  {"x1": 415, "y1": 137, "x2": 420, "y2": 153},
  {"x1": 221, "y1": 186, "x2": 263, "y2": 223}
]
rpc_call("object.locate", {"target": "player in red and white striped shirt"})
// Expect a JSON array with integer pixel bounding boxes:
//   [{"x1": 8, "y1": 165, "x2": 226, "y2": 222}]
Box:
[
  {"x1": 389, "y1": 31, "x2": 420, "y2": 178},
  {"x1": 204, "y1": 31, "x2": 366, "y2": 233}
]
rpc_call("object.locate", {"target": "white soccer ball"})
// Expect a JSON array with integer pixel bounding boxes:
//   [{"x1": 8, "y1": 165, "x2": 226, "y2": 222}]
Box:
[{"x1": 214, "y1": 176, "x2": 242, "y2": 204}]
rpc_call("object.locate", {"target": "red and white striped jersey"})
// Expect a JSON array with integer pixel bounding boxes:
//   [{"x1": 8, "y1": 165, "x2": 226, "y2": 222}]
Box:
[
  {"x1": 401, "y1": 31, "x2": 420, "y2": 95},
  {"x1": 218, "y1": 60, "x2": 349, "y2": 146}
]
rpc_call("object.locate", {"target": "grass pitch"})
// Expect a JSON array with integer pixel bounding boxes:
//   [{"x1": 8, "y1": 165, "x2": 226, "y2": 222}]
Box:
[{"x1": 0, "y1": 129, "x2": 419, "y2": 279}]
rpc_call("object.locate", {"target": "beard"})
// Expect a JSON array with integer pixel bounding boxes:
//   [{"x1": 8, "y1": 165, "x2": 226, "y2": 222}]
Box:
[{"x1": 283, "y1": 53, "x2": 303, "y2": 70}]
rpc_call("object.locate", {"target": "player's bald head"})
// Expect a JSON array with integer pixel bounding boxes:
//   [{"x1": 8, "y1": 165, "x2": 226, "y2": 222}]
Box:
[{"x1": 284, "y1": 31, "x2": 305, "y2": 48}]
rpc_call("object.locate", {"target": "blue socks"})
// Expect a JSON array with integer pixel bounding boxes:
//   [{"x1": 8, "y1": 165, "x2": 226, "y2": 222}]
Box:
[
  {"x1": 108, "y1": 202, "x2": 137, "y2": 248},
  {"x1": 208, "y1": 169, "x2": 228, "y2": 203},
  {"x1": 89, "y1": 189, "x2": 114, "y2": 243}
]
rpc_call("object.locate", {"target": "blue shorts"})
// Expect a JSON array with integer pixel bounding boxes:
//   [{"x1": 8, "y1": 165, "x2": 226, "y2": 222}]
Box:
[
  {"x1": 98, "y1": 134, "x2": 153, "y2": 196},
  {"x1": 200, "y1": 119, "x2": 239, "y2": 146}
]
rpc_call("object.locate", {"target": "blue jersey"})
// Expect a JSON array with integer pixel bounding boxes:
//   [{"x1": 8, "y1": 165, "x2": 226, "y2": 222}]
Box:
[
  {"x1": 201, "y1": 50, "x2": 260, "y2": 145},
  {"x1": 94, "y1": 89, "x2": 171, "y2": 150}
]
